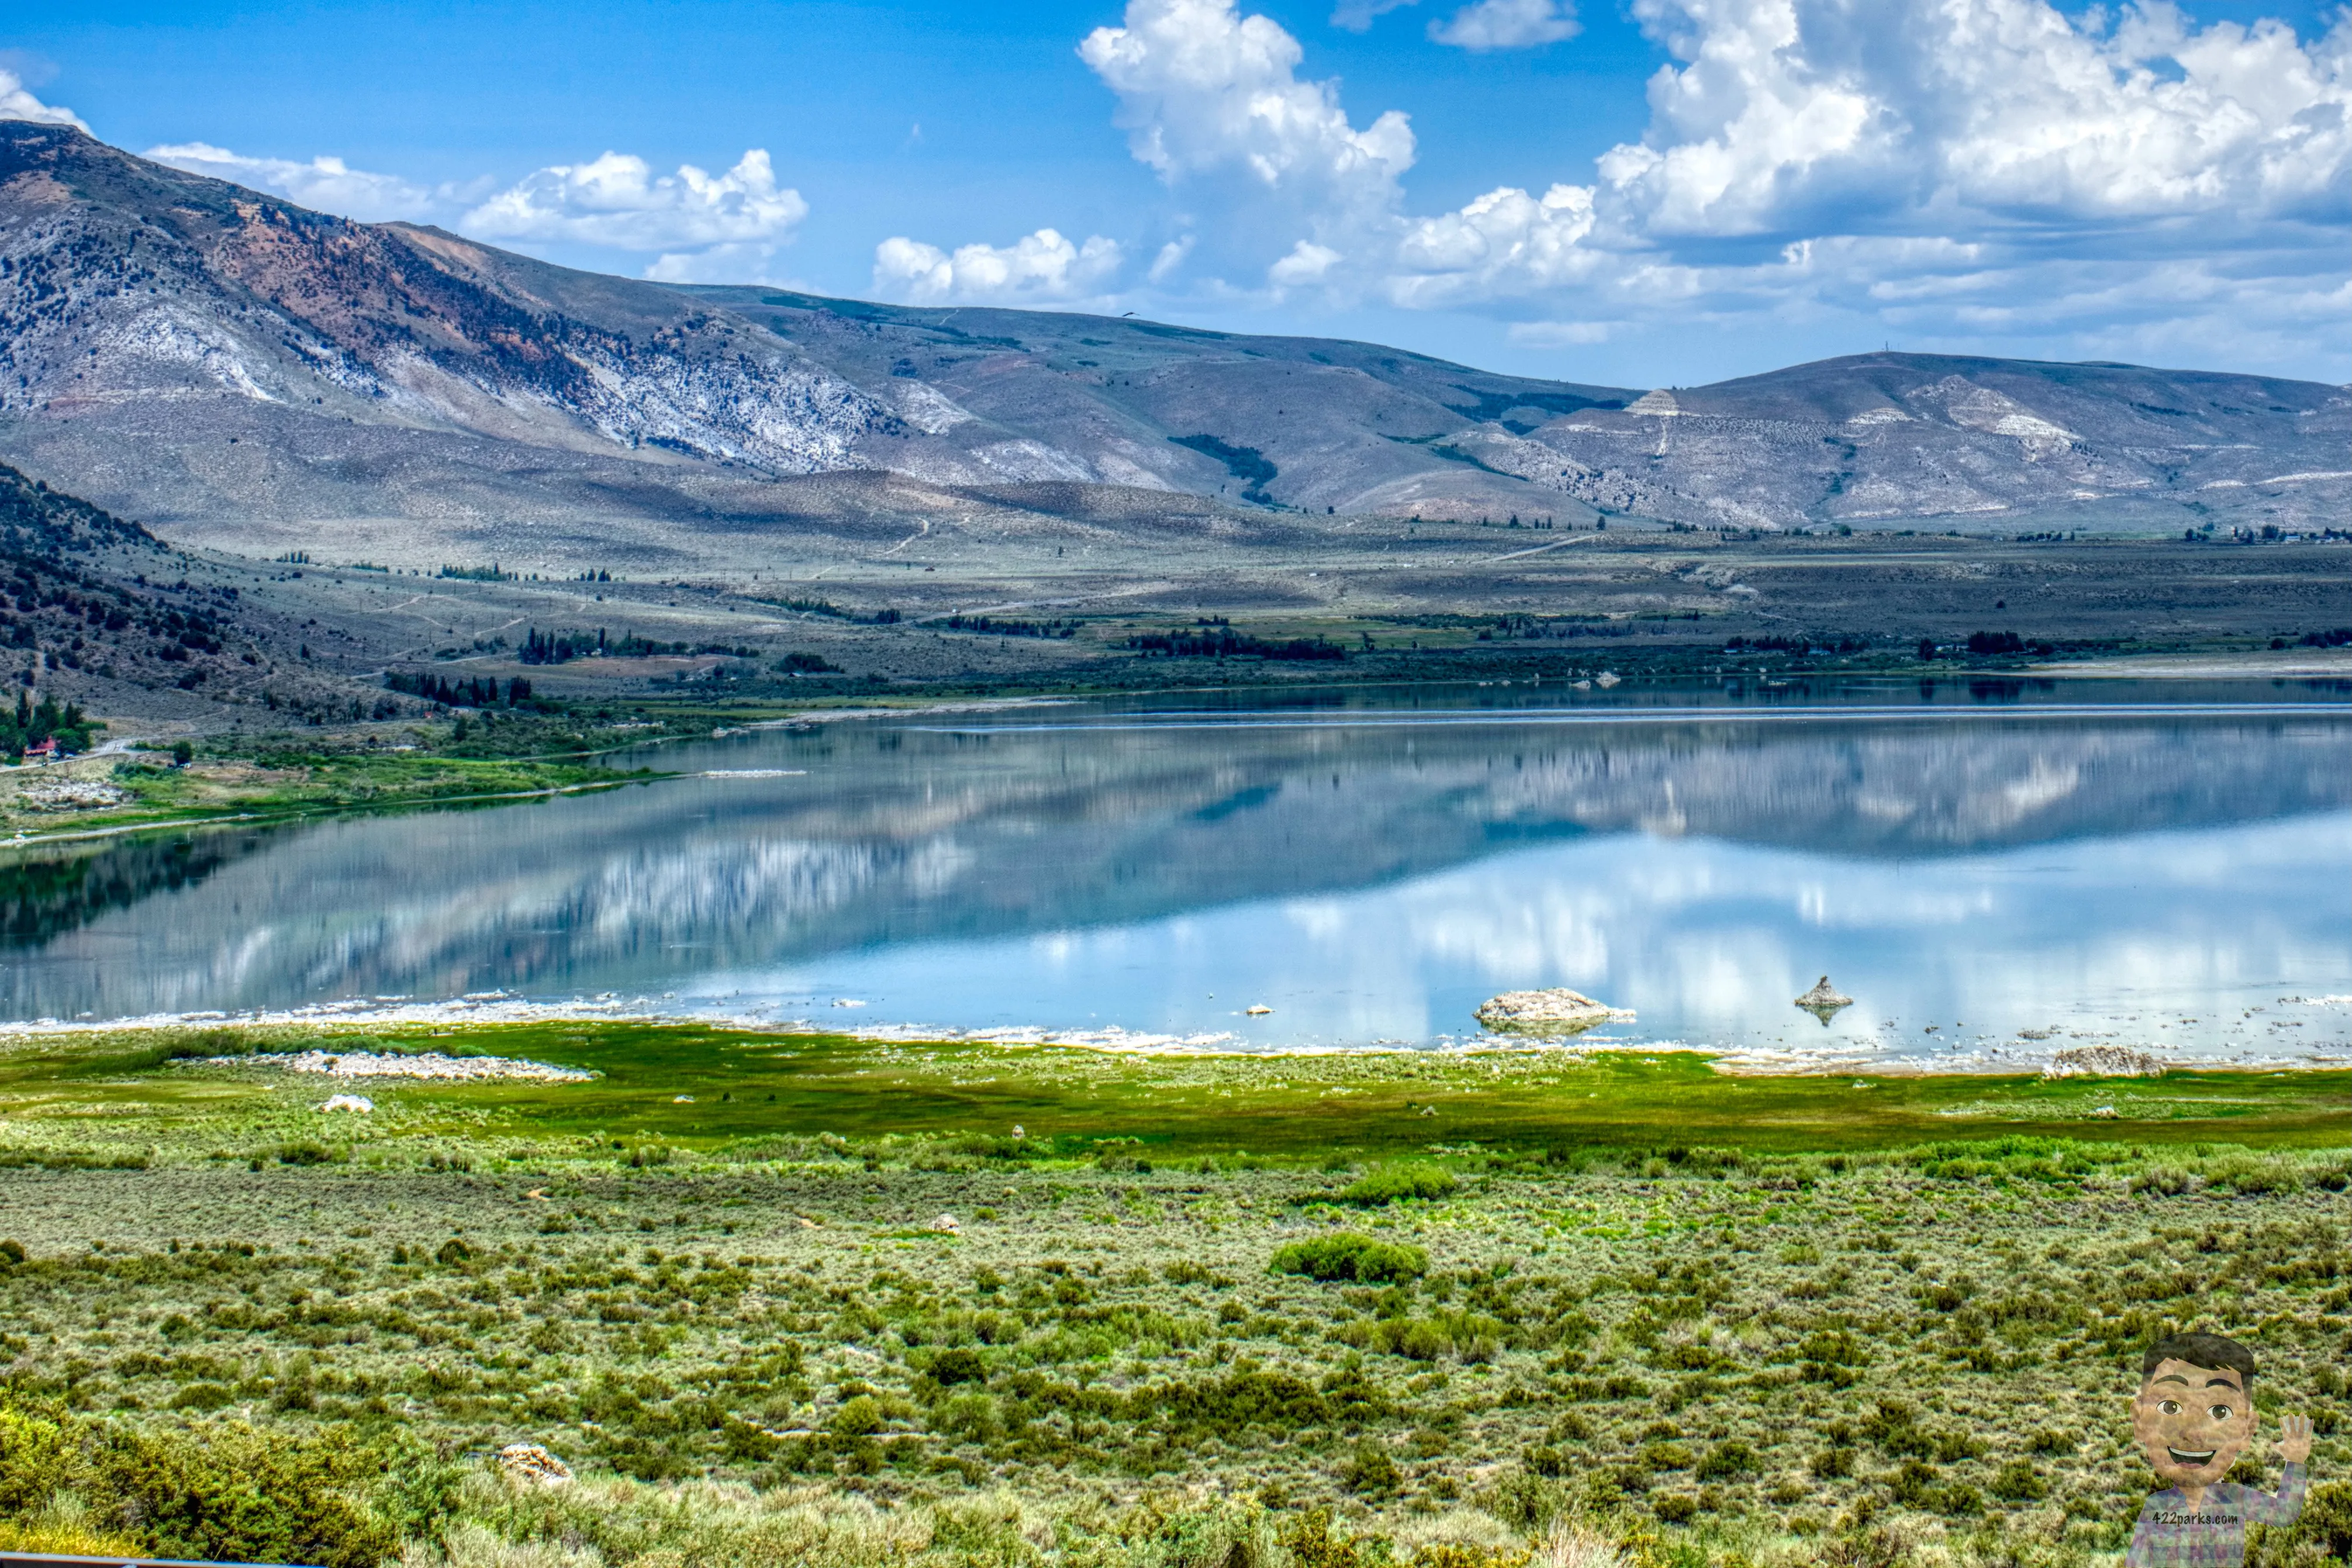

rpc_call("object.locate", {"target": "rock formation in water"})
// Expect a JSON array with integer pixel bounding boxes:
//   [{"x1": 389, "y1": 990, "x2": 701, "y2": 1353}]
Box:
[
  {"x1": 1474, "y1": 989, "x2": 1631, "y2": 1035},
  {"x1": 1794, "y1": 976, "x2": 1855, "y2": 1023}
]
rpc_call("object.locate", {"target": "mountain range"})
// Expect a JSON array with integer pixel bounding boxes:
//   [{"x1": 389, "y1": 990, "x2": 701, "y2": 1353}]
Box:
[{"x1": 2, "y1": 118, "x2": 2346, "y2": 574}]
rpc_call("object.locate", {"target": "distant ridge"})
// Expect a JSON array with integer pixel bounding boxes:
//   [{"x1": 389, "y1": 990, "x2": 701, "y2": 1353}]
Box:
[{"x1": 2, "y1": 118, "x2": 2345, "y2": 562}]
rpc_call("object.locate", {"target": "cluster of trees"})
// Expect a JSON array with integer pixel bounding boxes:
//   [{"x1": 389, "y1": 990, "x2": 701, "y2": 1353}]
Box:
[
  {"x1": 520, "y1": 628, "x2": 759, "y2": 665},
  {"x1": 1725, "y1": 634, "x2": 1871, "y2": 655},
  {"x1": 775, "y1": 651, "x2": 842, "y2": 674},
  {"x1": 1964, "y1": 630, "x2": 2036, "y2": 655},
  {"x1": 1, "y1": 691, "x2": 95, "y2": 757},
  {"x1": 613, "y1": 634, "x2": 694, "y2": 657},
  {"x1": 384, "y1": 672, "x2": 534, "y2": 707},
  {"x1": 1917, "y1": 631, "x2": 2056, "y2": 659},
  {"x1": 2187, "y1": 523, "x2": 2343, "y2": 543},
  {"x1": 1126, "y1": 627, "x2": 1345, "y2": 661},
  {"x1": 938, "y1": 615, "x2": 1077, "y2": 638},
  {"x1": 519, "y1": 628, "x2": 608, "y2": 664}
]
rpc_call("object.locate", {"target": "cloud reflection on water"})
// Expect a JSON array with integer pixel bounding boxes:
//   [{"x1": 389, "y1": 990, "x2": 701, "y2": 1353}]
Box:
[
  {"x1": 0, "y1": 694, "x2": 2342, "y2": 1065},
  {"x1": 734, "y1": 812, "x2": 2347, "y2": 1065}
]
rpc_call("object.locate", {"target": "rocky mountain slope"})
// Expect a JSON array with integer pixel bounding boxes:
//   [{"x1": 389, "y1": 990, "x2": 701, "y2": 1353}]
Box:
[
  {"x1": 2, "y1": 118, "x2": 2345, "y2": 569},
  {"x1": 0, "y1": 459, "x2": 391, "y2": 724}
]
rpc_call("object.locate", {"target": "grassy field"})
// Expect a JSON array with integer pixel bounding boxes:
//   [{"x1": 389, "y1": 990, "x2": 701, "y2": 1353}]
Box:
[{"x1": 0, "y1": 1022, "x2": 2345, "y2": 1568}]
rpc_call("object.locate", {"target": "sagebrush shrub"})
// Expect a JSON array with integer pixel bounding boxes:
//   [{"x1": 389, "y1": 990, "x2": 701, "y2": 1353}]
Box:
[
  {"x1": 1270, "y1": 1232, "x2": 1428, "y2": 1283},
  {"x1": 1338, "y1": 1163, "x2": 1457, "y2": 1207}
]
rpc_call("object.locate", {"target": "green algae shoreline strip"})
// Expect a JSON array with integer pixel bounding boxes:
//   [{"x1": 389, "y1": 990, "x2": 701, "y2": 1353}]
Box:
[
  {"x1": 1, "y1": 1022, "x2": 2344, "y2": 1161},
  {"x1": 0, "y1": 775, "x2": 655, "y2": 848}
]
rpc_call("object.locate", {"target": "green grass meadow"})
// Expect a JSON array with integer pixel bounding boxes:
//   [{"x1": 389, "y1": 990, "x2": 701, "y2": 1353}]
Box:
[{"x1": 0, "y1": 1023, "x2": 2346, "y2": 1568}]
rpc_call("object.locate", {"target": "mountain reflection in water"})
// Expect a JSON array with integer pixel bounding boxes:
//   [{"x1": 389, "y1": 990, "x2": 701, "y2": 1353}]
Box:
[{"x1": 0, "y1": 688, "x2": 2344, "y2": 1064}]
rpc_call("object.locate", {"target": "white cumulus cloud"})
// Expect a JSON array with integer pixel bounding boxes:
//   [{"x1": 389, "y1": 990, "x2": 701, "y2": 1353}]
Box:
[
  {"x1": 0, "y1": 68, "x2": 88, "y2": 129},
  {"x1": 1079, "y1": 0, "x2": 1414, "y2": 223},
  {"x1": 1268, "y1": 240, "x2": 1343, "y2": 286},
  {"x1": 1603, "y1": 0, "x2": 2352, "y2": 237},
  {"x1": 143, "y1": 142, "x2": 441, "y2": 222},
  {"x1": 1429, "y1": 0, "x2": 1581, "y2": 51},
  {"x1": 1080, "y1": 0, "x2": 1603, "y2": 299},
  {"x1": 643, "y1": 243, "x2": 799, "y2": 285},
  {"x1": 886, "y1": 0, "x2": 1419, "y2": 308},
  {"x1": 1390, "y1": 182, "x2": 1600, "y2": 304},
  {"x1": 1073, "y1": 0, "x2": 2349, "y2": 375},
  {"x1": 462, "y1": 149, "x2": 808, "y2": 251},
  {"x1": 873, "y1": 229, "x2": 1124, "y2": 305},
  {"x1": 1148, "y1": 234, "x2": 1197, "y2": 281},
  {"x1": 143, "y1": 138, "x2": 810, "y2": 279}
]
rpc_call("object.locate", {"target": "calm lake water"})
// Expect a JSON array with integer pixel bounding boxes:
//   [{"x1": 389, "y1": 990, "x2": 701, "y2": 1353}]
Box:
[{"x1": 4, "y1": 676, "x2": 2347, "y2": 1069}]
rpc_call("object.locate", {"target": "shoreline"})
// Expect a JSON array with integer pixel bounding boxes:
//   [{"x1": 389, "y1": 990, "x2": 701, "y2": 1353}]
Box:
[
  {"x1": 0, "y1": 775, "x2": 647, "y2": 849},
  {"x1": 0, "y1": 693, "x2": 1084, "y2": 849},
  {"x1": 2025, "y1": 648, "x2": 2352, "y2": 679},
  {"x1": 2, "y1": 996, "x2": 2344, "y2": 1079}
]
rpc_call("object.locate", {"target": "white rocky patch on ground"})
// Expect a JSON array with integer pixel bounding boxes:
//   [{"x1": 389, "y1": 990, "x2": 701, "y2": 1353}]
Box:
[
  {"x1": 497, "y1": 1444, "x2": 574, "y2": 1487},
  {"x1": 893, "y1": 381, "x2": 975, "y2": 434},
  {"x1": 12, "y1": 779, "x2": 130, "y2": 811},
  {"x1": 230, "y1": 1049, "x2": 596, "y2": 1082},
  {"x1": 2042, "y1": 1045, "x2": 2170, "y2": 1079},
  {"x1": 569, "y1": 348, "x2": 889, "y2": 472},
  {"x1": 975, "y1": 438, "x2": 1096, "y2": 482}
]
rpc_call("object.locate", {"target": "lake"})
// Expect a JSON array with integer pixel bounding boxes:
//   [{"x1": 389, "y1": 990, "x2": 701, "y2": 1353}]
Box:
[{"x1": 3, "y1": 675, "x2": 2347, "y2": 1069}]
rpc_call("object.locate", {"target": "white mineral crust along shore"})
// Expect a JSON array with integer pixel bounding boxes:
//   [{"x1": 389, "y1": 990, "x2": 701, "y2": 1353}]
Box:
[
  {"x1": 2042, "y1": 1045, "x2": 2168, "y2": 1079},
  {"x1": 219, "y1": 1049, "x2": 595, "y2": 1083}
]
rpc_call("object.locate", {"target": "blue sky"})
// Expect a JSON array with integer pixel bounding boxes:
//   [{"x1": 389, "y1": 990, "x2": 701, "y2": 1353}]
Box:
[{"x1": 5, "y1": 0, "x2": 2347, "y2": 386}]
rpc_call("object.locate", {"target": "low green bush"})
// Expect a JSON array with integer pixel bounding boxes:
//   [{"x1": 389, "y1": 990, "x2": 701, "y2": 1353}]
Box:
[
  {"x1": 2204, "y1": 1155, "x2": 2302, "y2": 1194},
  {"x1": 2249, "y1": 1479, "x2": 2352, "y2": 1566},
  {"x1": 1341, "y1": 1441, "x2": 1398, "y2": 1497},
  {"x1": 1337, "y1": 1162, "x2": 1457, "y2": 1206},
  {"x1": 1992, "y1": 1458, "x2": 2049, "y2": 1499},
  {"x1": 0, "y1": 1407, "x2": 67, "y2": 1513},
  {"x1": 1695, "y1": 1439, "x2": 1760, "y2": 1480},
  {"x1": 1270, "y1": 1232, "x2": 1429, "y2": 1283},
  {"x1": 0, "y1": 1400, "x2": 448, "y2": 1568}
]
